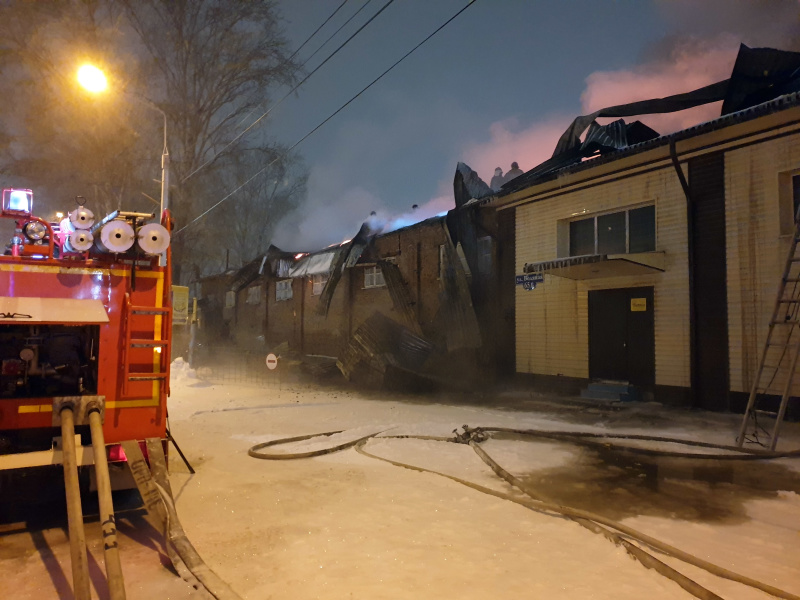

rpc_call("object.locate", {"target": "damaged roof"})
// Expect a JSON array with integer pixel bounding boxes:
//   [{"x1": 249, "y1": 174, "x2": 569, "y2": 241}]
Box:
[
  {"x1": 498, "y1": 44, "x2": 800, "y2": 195},
  {"x1": 288, "y1": 251, "x2": 338, "y2": 278}
]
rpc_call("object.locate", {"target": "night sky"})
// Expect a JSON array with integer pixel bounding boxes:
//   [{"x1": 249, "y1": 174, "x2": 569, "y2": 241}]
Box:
[{"x1": 265, "y1": 0, "x2": 798, "y2": 249}]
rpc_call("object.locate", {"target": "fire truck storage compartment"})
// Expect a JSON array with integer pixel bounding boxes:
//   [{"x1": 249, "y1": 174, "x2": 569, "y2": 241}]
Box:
[{"x1": 0, "y1": 323, "x2": 99, "y2": 398}]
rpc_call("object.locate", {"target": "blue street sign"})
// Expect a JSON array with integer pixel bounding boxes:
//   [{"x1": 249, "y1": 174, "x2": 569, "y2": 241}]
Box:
[{"x1": 515, "y1": 273, "x2": 544, "y2": 290}]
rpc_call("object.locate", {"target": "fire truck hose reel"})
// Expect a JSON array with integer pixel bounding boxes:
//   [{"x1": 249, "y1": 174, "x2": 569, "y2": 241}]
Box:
[
  {"x1": 136, "y1": 222, "x2": 171, "y2": 255},
  {"x1": 65, "y1": 230, "x2": 94, "y2": 253},
  {"x1": 69, "y1": 206, "x2": 95, "y2": 230}
]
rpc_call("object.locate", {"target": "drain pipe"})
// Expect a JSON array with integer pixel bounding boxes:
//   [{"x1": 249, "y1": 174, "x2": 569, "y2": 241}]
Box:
[
  {"x1": 60, "y1": 405, "x2": 91, "y2": 600},
  {"x1": 669, "y1": 138, "x2": 698, "y2": 407},
  {"x1": 88, "y1": 402, "x2": 126, "y2": 600}
]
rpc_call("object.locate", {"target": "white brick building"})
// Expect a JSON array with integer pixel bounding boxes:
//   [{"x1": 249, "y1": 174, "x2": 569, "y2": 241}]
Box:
[{"x1": 493, "y1": 93, "x2": 800, "y2": 411}]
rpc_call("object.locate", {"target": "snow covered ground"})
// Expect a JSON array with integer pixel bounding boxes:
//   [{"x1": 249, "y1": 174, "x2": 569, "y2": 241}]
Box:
[
  {"x1": 163, "y1": 362, "x2": 800, "y2": 600},
  {"x1": 2, "y1": 361, "x2": 799, "y2": 599}
]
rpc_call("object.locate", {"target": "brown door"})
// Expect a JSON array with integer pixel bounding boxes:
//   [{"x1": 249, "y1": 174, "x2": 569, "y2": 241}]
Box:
[{"x1": 589, "y1": 287, "x2": 655, "y2": 386}]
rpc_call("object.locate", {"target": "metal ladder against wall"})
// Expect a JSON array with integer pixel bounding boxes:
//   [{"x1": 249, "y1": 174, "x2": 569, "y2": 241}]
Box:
[
  {"x1": 121, "y1": 293, "x2": 170, "y2": 399},
  {"x1": 736, "y1": 210, "x2": 800, "y2": 451}
]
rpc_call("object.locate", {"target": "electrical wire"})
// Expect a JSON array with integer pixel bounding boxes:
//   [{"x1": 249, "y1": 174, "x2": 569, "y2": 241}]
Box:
[
  {"x1": 174, "y1": 0, "x2": 479, "y2": 237},
  {"x1": 234, "y1": 0, "x2": 354, "y2": 130},
  {"x1": 288, "y1": 0, "x2": 350, "y2": 63},
  {"x1": 182, "y1": 0, "x2": 398, "y2": 184},
  {"x1": 301, "y1": 0, "x2": 375, "y2": 70}
]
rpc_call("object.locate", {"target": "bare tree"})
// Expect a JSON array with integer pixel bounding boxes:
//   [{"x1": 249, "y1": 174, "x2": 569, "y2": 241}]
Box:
[
  {"x1": 114, "y1": 0, "x2": 301, "y2": 211},
  {"x1": 221, "y1": 149, "x2": 307, "y2": 269},
  {"x1": 0, "y1": 1, "x2": 156, "y2": 217},
  {"x1": 113, "y1": 0, "x2": 304, "y2": 280},
  {"x1": 0, "y1": 0, "x2": 307, "y2": 281}
]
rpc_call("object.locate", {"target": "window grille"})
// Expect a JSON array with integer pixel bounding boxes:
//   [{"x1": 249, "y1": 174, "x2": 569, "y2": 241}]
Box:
[
  {"x1": 246, "y1": 286, "x2": 261, "y2": 304},
  {"x1": 364, "y1": 265, "x2": 386, "y2": 288},
  {"x1": 276, "y1": 279, "x2": 292, "y2": 301},
  {"x1": 311, "y1": 274, "x2": 328, "y2": 296}
]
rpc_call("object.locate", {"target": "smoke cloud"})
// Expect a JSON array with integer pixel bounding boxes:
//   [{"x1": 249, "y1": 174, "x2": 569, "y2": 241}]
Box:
[
  {"x1": 459, "y1": 116, "x2": 573, "y2": 186},
  {"x1": 271, "y1": 0, "x2": 800, "y2": 254},
  {"x1": 581, "y1": 35, "x2": 739, "y2": 135}
]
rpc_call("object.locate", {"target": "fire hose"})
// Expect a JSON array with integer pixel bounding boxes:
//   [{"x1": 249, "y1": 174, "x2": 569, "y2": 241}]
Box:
[
  {"x1": 248, "y1": 427, "x2": 800, "y2": 600},
  {"x1": 60, "y1": 402, "x2": 127, "y2": 600},
  {"x1": 88, "y1": 406, "x2": 126, "y2": 600},
  {"x1": 60, "y1": 406, "x2": 91, "y2": 600}
]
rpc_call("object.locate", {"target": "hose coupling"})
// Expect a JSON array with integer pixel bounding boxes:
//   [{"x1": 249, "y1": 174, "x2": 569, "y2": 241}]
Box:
[{"x1": 452, "y1": 425, "x2": 488, "y2": 444}]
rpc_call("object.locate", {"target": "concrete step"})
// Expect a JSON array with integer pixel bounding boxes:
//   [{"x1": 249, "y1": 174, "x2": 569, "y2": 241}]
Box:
[
  {"x1": 580, "y1": 388, "x2": 624, "y2": 400},
  {"x1": 581, "y1": 382, "x2": 642, "y2": 402}
]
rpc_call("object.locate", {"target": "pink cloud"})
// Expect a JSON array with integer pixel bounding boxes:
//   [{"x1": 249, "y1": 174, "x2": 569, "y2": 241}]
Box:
[
  {"x1": 460, "y1": 116, "x2": 573, "y2": 183},
  {"x1": 455, "y1": 36, "x2": 743, "y2": 188},
  {"x1": 582, "y1": 36, "x2": 739, "y2": 134}
]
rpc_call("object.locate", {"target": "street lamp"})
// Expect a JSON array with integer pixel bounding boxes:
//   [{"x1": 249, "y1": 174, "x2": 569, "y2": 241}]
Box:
[{"x1": 76, "y1": 64, "x2": 170, "y2": 217}]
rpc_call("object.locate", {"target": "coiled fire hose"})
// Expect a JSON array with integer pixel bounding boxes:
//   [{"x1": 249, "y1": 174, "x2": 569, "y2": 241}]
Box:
[{"x1": 249, "y1": 427, "x2": 800, "y2": 600}]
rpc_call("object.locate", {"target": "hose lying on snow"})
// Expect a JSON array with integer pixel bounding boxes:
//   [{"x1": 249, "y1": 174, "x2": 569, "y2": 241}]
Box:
[{"x1": 249, "y1": 426, "x2": 800, "y2": 600}]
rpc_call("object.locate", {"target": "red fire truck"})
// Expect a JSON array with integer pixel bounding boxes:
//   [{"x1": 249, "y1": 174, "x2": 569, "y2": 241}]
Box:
[{"x1": 0, "y1": 187, "x2": 173, "y2": 480}]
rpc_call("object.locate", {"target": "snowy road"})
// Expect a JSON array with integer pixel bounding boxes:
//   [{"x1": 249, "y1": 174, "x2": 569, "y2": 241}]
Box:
[{"x1": 2, "y1": 368, "x2": 799, "y2": 599}]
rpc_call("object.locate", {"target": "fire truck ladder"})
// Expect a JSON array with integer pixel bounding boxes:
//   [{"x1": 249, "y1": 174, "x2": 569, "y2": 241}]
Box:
[
  {"x1": 121, "y1": 293, "x2": 170, "y2": 398},
  {"x1": 736, "y1": 213, "x2": 800, "y2": 451}
]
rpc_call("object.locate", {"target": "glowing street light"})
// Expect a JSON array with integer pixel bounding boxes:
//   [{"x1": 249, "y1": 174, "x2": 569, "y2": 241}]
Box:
[
  {"x1": 76, "y1": 64, "x2": 170, "y2": 218},
  {"x1": 77, "y1": 64, "x2": 107, "y2": 94}
]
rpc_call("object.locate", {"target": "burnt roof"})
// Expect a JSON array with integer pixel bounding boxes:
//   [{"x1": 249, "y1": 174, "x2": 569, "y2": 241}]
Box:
[
  {"x1": 499, "y1": 45, "x2": 800, "y2": 196},
  {"x1": 500, "y1": 90, "x2": 800, "y2": 196}
]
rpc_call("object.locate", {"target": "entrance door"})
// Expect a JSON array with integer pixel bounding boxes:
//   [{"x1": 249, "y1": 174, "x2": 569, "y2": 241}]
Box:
[{"x1": 588, "y1": 287, "x2": 655, "y2": 385}]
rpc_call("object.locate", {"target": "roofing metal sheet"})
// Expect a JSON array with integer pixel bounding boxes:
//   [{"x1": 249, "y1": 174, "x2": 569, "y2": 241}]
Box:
[
  {"x1": 336, "y1": 312, "x2": 434, "y2": 381},
  {"x1": 501, "y1": 46, "x2": 800, "y2": 195},
  {"x1": 500, "y1": 90, "x2": 800, "y2": 196},
  {"x1": 380, "y1": 260, "x2": 422, "y2": 335},
  {"x1": 288, "y1": 251, "x2": 336, "y2": 277},
  {"x1": 439, "y1": 240, "x2": 482, "y2": 351},
  {"x1": 318, "y1": 222, "x2": 374, "y2": 316}
]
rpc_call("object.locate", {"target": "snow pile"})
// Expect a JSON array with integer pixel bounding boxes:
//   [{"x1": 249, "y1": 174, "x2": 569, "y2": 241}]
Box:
[{"x1": 170, "y1": 357, "x2": 198, "y2": 382}]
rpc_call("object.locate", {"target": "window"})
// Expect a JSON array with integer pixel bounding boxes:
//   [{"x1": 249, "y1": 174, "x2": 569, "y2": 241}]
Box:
[
  {"x1": 311, "y1": 273, "x2": 328, "y2": 296},
  {"x1": 364, "y1": 265, "x2": 386, "y2": 288},
  {"x1": 628, "y1": 205, "x2": 656, "y2": 253},
  {"x1": 568, "y1": 205, "x2": 655, "y2": 257},
  {"x1": 245, "y1": 285, "x2": 261, "y2": 305},
  {"x1": 225, "y1": 290, "x2": 236, "y2": 308},
  {"x1": 779, "y1": 172, "x2": 800, "y2": 235},
  {"x1": 276, "y1": 279, "x2": 292, "y2": 301},
  {"x1": 794, "y1": 175, "x2": 800, "y2": 222}
]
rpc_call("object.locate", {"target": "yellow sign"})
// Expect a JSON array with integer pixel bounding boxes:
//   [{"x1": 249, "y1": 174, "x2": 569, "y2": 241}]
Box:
[
  {"x1": 172, "y1": 285, "x2": 190, "y2": 324},
  {"x1": 631, "y1": 298, "x2": 647, "y2": 312}
]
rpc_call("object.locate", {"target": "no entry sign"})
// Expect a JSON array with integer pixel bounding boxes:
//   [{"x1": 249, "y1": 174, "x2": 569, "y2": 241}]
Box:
[{"x1": 265, "y1": 353, "x2": 278, "y2": 370}]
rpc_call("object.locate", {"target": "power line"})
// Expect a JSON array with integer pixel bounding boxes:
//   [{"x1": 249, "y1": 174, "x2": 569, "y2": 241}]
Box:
[
  {"x1": 174, "y1": 0, "x2": 479, "y2": 237},
  {"x1": 234, "y1": 0, "x2": 353, "y2": 129},
  {"x1": 302, "y1": 0, "x2": 375, "y2": 69},
  {"x1": 288, "y1": 0, "x2": 350, "y2": 63},
  {"x1": 182, "y1": 0, "x2": 397, "y2": 184}
]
